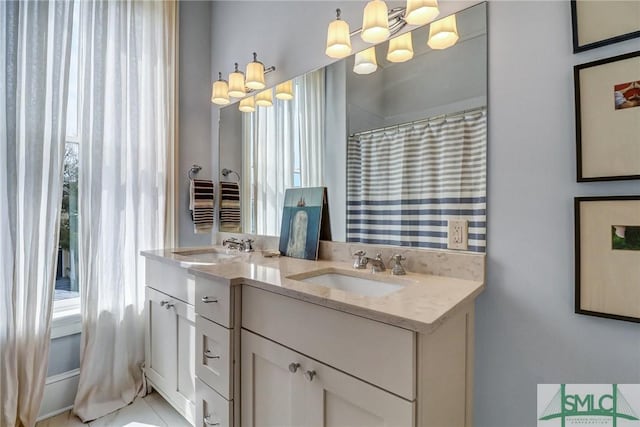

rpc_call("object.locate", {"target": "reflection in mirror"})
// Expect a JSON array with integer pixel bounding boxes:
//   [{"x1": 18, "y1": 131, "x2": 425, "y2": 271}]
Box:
[{"x1": 218, "y1": 2, "x2": 487, "y2": 251}]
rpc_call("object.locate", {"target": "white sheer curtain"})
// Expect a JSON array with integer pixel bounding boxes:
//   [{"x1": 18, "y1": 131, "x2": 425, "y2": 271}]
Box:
[
  {"x1": 242, "y1": 69, "x2": 325, "y2": 236},
  {"x1": 0, "y1": 2, "x2": 74, "y2": 426},
  {"x1": 72, "y1": 0, "x2": 176, "y2": 422}
]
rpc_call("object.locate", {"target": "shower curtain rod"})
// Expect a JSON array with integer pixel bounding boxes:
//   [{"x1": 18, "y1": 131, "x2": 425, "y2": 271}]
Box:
[{"x1": 349, "y1": 105, "x2": 486, "y2": 139}]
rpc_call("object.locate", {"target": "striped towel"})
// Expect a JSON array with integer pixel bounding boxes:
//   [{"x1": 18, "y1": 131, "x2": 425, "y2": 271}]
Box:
[
  {"x1": 190, "y1": 179, "x2": 214, "y2": 233},
  {"x1": 219, "y1": 181, "x2": 241, "y2": 232}
]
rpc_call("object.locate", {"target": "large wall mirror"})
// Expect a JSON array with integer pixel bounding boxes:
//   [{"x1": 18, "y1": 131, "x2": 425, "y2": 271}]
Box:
[{"x1": 218, "y1": 2, "x2": 487, "y2": 252}]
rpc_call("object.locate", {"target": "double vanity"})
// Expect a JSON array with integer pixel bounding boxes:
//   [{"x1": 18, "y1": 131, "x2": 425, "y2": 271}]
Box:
[{"x1": 142, "y1": 237, "x2": 485, "y2": 427}]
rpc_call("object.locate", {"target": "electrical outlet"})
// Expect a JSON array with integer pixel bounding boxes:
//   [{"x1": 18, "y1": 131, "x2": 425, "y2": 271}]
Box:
[{"x1": 448, "y1": 219, "x2": 468, "y2": 250}]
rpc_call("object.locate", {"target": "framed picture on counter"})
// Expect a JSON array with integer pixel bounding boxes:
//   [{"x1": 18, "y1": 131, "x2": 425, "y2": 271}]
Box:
[
  {"x1": 574, "y1": 51, "x2": 640, "y2": 181},
  {"x1": 571, "y1": 0, "x2": 640, "y2": 53},
  {"x1": 575, "y1": 196, "x2": 640, "y2": 323}
]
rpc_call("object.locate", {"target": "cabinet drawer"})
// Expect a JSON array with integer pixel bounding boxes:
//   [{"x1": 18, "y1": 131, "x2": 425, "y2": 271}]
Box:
[
  {"x1": 196, "y1": 316, "x2": 233, "y2": 399},
  {"x1": 196, "y1": 378, "x2": 232, "y2": 427},
  {"x1": 146, "y1": 258, "x2": 195, "y2": 305},
  {"x1": 242, "y1": 286, "x2": 416, "y2": 400},
  {"x1": 195, "y1": 276, "x2": 232, "y2": 327}
]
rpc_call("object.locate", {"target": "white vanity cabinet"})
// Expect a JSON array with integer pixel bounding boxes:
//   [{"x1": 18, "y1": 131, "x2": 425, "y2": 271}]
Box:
[
  {"x1": 241, "y1": 285, "x2": 475, "y2": 427},
  {"x1": 144, "y1": 259, "x2": 196, "y2": 424}
]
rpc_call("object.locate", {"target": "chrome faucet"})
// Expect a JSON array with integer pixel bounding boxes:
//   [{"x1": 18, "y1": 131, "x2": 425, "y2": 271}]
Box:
[
  {"x1": 222, "y1": 237, "x2": 254, "y2": 252},
  {"x1": 365, "y1": 253, "x2": 386, "y2": 273}
]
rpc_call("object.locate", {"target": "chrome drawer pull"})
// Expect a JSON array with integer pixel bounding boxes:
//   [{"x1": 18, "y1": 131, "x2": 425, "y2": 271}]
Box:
[
  {"x1": 164, "y1": 302, "x2": 174, "y2": 310},
  {"x1": 204, "y1": 415, "x2": 221, "y2": 426},
  {"x1": 201, "y1": 296, "x2": 218, "y2": 303},
  {"x1": 304, "y1": 370, "x2": 316, "y2": 382},
  {"x1": 204, "y1": 350, "x2": 221, "y2": 359},
  {"x1": 159, "y1": 300, "x2": 169, "y2": 307},
  {"x1": 288, "y1": 363, "x2": 300, "y2": 373}
]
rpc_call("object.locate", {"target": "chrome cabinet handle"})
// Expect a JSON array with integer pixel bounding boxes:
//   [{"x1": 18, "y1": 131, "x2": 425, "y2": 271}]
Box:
[
  {"x1": 159, "y1": 300, "x2": 169, "y2": 307},
  {"x1": 203, "y1": 415, "x2": 220, "y2": 426},
  {"x1": 201, "y1": 296, "x2": 218, "y2": 303},
  {"x1": 204, "y1": 350, "x2": 221, "y2": 359},
  {"x1": 165, "y1": 302, "x2": 174, "y2": 310},
  {"x1": 304, "y1": 370, "x2": 316, "y2": 382},
  {"x1": 288, "y1": 363, "x2": 300, "y2": 373}
]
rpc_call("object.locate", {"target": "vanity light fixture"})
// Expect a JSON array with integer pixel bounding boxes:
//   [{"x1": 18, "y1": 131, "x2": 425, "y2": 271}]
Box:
[
  {"x1": 361, "y1": 0, "x2": 390, "y2": 43},
  {"x1": 228, "y1": 63, "x2": 246, "y2": 98},
  {"x1": 353, "y1": 47, "x2": 378, "y2": 75},
  {"x1": 404, "y1": 0, "x2": 439, "y2": 26},
  {"x1": 211, "y1": 72, "x2": 230, "y2": 105},
  {"x1": 427, "y1": 14, "x2": 459, "y2": 50},
  {"x1": 387, "y1": 32, "x2": 413, "y2": 63},
  {"x1": 239, "y1": 96, "x2": 256, "y2": 113},
  {"x1": 275, "y1": 80, "x2": 294, "y2": 100},
  {"x1": 255, "y1": 88, "x2": 273, "y2": 107},
  {"x1": 245, "y1": 52, "x2": 266, "y2": 90},
  {"x1": 325, "y1": 8, "x2": 352, "y2": 59}
]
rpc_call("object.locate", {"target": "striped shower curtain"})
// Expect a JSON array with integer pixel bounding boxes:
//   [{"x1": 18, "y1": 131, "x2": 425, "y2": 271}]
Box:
[{"x1": 347, "y1": 108, "x2": 486, "y2": 252}]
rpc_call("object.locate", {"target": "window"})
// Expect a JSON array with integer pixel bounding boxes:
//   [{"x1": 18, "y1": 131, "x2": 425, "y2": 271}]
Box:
[{"x1": 53, "y1": 6, "x2": 80, "y2": 325}]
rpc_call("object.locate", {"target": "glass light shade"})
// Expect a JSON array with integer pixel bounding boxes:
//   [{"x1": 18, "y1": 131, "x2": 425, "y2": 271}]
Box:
[
  {"x1": 428, "y1": 14, "x2": 459, "y2": 50},
  {"x1": 361, "y1": 0, "x2": 390, "y2": 43},
  {"x1": 228, "y1": 70, "x2": 246, "y2": 98},
  {"x1": 245, "y1": 60, "x2": 265, "y2": 90},
  {"x1": 275, "y1": 80, "x2": 294, "y2": 100},
  {"x1": 353, "y1": 47, "x2": 378, "y2": 75},
  {"x1": 387, "y1": 32, "x2": 414, "y2": 63},
  {"x1": 255, "y1": 89, "x2": 273, "y2": 107},
  {"x1": 211, "y1": 79, "x2": 230, "y2": 105},
  {"x1": 404, "y1": 0, "x2": 439, "y2": 26},
  {"x1": 239, "y1": 96, "x2": 256, "y2": 113},
  {"x1": 326, "y1": 17, "x2": 352, "y2": 58}
]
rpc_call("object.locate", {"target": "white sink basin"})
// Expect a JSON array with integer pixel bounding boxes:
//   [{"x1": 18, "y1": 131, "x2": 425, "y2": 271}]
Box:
[
  {"x1": 292, "y1": 271, "x2": 405, "y2": 297},
  {"x1": 172, "y1": 249, "x2": 237, "y2": 264}
]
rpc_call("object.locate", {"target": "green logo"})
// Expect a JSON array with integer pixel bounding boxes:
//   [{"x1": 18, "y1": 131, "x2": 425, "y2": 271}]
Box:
[{"x1": 539, "y1": 384, "x2": 639, "y2": 426}]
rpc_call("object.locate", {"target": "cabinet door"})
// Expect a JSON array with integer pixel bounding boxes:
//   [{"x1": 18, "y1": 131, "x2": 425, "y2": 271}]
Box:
[
  {"x1": 241, "y1": 330, "x2": 306, "y2": 427},
  {"x1": 176, "y1": 299, "x2": 196, "y2": 407},
  {"x1": 304, "y1": 359, "x2": 415, "y2": 427},
  {"x1": 146, "y1": 287, "x2": 177, "y2": 393}
]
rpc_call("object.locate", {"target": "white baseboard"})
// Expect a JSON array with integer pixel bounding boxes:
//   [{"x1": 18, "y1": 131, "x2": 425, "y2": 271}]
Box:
[{"x1": 37, "y1": 369, "x2": 80, "y2": 421}]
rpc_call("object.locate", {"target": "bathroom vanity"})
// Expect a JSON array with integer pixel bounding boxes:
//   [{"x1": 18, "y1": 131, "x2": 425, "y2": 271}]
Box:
[{"x1": 142, "y1": 242, "x2": 484, "y2": 427}]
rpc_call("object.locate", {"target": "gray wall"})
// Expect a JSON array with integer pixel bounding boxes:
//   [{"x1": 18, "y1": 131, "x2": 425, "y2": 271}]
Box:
[
  {"x1": 178, "y1": 1, "x2": 213, "y2": 246},
  {"x1": 208, "y1": 1, "x2": 640, "y2": 426},
  {"x1": 477, "y1": 2, "x2": 640, "y2": 425}
]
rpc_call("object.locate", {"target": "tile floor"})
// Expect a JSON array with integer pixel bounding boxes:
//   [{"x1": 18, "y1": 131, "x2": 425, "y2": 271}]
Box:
[{"x1": 36, "y1": 392, "x2": 191, "y2": 427}]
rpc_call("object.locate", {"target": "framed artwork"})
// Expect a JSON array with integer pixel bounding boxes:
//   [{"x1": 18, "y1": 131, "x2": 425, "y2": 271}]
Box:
[
  {"x1": 574, "y1": 51, "x2": 640, "y2": 182},
  {"x1": 279, "y1": 187, "x2": 328, "y2": 261},
  {"x1": 571, "y1": 0, "x2": 640, "y2": 53},
  {"x1": 575, "y1": 196, "x2": 640, "y2": 323}
]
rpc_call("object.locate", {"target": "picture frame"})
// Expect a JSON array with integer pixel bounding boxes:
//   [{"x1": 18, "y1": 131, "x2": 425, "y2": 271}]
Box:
[
  {"x1": 279, "y1": 187, "x2": 328, "y2": 261},
  {"x1": 574, "y1": 51, "x2": 640, "y2": 182},
  {"x1": 571, "y1": 0, "x2": 640, "y2": 53},
  {"x1": 575, "y1": 196, "x2": 640, "y2": 323}
]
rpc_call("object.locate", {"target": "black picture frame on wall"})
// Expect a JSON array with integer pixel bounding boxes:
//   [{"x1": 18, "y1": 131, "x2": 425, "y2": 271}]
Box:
[
  {"x1": 575, "y1": 196, "x2": 640, "y2": 324},
  {"x1": 574, "y1": 51, "x2": 640, "y2": 182},
  {"x1": 571, "y1": 0, "x2": 640, "y2": 53}
]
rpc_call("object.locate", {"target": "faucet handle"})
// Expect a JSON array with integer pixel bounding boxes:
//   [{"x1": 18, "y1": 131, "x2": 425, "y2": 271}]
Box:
[
  {"x1": 375, "y1": 253, "x2": 383, "y2": 261},
  {"x1": 352, "y1": 250, "x2": 367, "y2": 269},
  {"x1": 390, "y1": 254, "x2": 406, "y2": 275},
  {"x1": 243, "y1": 239, "x2": 254, "y2": 252}
]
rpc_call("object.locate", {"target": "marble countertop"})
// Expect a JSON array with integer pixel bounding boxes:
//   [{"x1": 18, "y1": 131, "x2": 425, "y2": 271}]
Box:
[{"x1": 142, "y1": 247, "x2": 485, "y2": 334}]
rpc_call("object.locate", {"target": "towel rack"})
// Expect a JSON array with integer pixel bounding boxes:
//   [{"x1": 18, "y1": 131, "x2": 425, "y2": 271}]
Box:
[
  {"x1": 221, "y1": 168, "x2": 240, "y2": 181},
  {"x1": 188, "y1": 164, "x2": 202, "y2": 180}
]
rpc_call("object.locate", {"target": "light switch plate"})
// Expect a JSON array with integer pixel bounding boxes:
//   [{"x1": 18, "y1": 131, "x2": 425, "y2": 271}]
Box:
[{"x1": 447, "y1": 219, "x2": 468, "y2": 250}]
